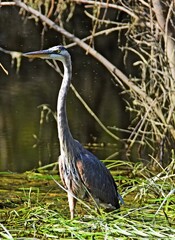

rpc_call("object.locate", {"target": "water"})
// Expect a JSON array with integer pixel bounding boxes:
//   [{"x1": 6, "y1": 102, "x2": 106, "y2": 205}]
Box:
[
  {"x1": 0, "y1": 59, "x2": 125, "y2": 172},
  {"x1": 0, "y1": 7, "x2": 128, "y2": 172}
]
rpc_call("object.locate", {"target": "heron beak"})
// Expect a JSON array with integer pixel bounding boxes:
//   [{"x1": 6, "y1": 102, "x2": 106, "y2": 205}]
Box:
[{"x1": 23, "y1": 49, "x2": 50, "y2": 59}]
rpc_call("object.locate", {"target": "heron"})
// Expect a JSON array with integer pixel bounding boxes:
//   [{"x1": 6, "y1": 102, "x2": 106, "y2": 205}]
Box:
[{"x1": 24, "y1": 45, "x2": 123, "y2": 219}]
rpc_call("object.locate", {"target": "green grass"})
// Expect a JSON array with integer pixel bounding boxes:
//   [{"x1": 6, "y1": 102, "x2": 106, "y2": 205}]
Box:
[{"x1": 0, "y1": 160, "x2": 175, "y2": 239}]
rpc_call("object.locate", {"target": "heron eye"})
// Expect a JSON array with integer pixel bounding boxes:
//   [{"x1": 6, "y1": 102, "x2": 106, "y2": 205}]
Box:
[{"x1": 52, "y1": 49, "x2": 61, "y2": 54}]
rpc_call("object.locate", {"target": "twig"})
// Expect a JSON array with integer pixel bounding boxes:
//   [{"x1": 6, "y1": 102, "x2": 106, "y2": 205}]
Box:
[
  {"x1": 84, "y1": 10, "x2": 120, "y2": 25},
  {"x1": 71, "y1": 0, "x2": 139, "y2": 21},
  {"x1": 0, "y1": 1, "x2": 15, "y2": 6},
  {"x1": 67, "y1": 25, "x2": 129, "y2": 49},
  {"x1": 0, "y1": 63, "x2": 8, "y2": 75}
]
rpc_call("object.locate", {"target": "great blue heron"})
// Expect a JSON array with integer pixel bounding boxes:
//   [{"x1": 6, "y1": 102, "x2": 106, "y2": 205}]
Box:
[{"x1": 24, "y1": 45, "x2": 123, "y2": 219}]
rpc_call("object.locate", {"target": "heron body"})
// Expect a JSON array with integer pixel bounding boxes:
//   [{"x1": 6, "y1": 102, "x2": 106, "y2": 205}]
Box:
[{"x1": 24, "y1": 46, "x2": 122, "y2": 219}]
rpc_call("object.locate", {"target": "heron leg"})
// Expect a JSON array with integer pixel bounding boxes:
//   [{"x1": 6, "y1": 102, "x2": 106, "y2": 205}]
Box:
[{"x1": 67, "y1": 192, "x2": 76, "y2": 219}]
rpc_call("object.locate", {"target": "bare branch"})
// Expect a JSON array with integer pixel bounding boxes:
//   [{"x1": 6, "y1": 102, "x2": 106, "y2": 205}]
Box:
[{"x1": 71, "y1": 0, "x2": 139, "y2": 21}]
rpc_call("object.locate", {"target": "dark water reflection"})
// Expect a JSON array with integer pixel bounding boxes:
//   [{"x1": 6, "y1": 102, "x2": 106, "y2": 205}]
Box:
[
  {"x1": 0, "y1": 6, "x2": 129, "y2": 172},
  {"x1": 0, "y1": 59, "x2": 126, "y2": 172}
]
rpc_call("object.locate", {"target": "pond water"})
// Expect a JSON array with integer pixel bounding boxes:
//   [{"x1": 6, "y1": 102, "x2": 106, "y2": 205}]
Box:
[
  {"x1": 0, "y1": 55, "x2": 126, "y2": 172},
  {"x1": 0, "y1": 6, "x2": 129, "y2": 172}
]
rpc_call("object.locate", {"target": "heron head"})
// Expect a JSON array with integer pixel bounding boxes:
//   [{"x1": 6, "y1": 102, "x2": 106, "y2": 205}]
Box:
[{"x1": 23, "y1": 45, "x2": 70, "y2": 62}]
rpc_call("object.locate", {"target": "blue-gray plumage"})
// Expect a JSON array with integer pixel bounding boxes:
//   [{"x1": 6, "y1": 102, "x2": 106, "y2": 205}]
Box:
[{"x1": 24, "y1": 46, "x2": 123, "y2": 219}]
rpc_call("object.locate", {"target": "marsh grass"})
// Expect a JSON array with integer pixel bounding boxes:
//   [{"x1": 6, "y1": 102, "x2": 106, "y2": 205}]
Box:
[{"x1": 0, "y1": 159, "x2": 175, "y2": 239}]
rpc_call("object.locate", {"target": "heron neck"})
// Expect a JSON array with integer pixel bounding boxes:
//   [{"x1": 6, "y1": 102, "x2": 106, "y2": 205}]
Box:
[{"x1": 57, "y1": 56, "x2": 74, "y2": 154}]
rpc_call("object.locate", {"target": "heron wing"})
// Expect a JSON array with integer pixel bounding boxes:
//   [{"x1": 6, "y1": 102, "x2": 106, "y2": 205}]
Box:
[{"x1": 76, "y1": 149, "x2": 120, "y2": 209}]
